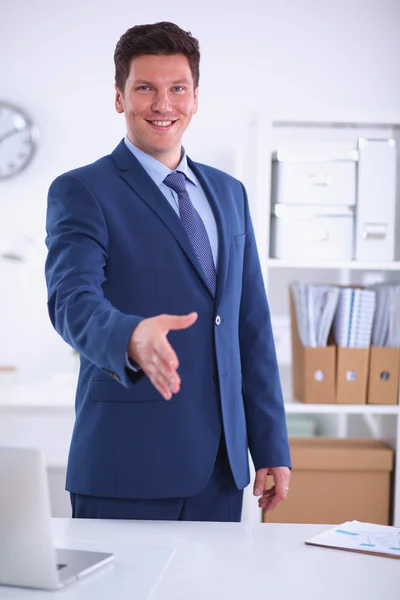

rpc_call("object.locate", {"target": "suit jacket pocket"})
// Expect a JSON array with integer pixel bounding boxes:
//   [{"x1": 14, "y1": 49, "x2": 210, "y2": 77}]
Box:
[{"x1": 90, "y1": 376, "x2": 164, "y2": 402}]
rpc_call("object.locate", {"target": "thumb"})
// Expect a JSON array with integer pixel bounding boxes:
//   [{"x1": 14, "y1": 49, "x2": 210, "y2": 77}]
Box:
[
  {"x1": 253, "y1": 468, "x2": 268, "y2": 497},
  {"x1": 162, "y1": 312, "x2": 198, "y2": 331}
]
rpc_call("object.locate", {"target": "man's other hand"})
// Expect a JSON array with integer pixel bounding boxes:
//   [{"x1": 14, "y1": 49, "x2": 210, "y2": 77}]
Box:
[
  {"x1": 128, "y1": 312, "x2": 198, "y2": 400},
  {"x1": 253, "y1": 466, "x2": 291, "y2": 514}
]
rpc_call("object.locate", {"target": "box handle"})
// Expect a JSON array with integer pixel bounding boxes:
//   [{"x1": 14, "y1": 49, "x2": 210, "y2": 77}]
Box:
[
  {"x1": 306, "y1": 172, "x2": 333, "y2": 187},
  {"x1": 362, "y1": 223, "x2": 387, "y2": 240}
]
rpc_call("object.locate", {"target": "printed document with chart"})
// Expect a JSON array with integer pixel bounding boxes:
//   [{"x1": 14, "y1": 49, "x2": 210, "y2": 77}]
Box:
[{"x1": 306, "y1": 520, "x2": 400, "y2": 558}]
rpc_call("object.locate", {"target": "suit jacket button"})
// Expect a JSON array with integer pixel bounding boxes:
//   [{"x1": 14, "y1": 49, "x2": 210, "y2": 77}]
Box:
[
  {"x1": 213, "y1": 373, "x2": 218, "y2": 382},
  {"x1": 215, "y1": 315, "x2": 221, "y2": 326}
]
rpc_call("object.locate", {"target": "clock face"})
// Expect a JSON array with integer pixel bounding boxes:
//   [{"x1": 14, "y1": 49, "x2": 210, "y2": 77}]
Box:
[{"x1": 0, "y1": 102, "x2": 37, "y2": 179}]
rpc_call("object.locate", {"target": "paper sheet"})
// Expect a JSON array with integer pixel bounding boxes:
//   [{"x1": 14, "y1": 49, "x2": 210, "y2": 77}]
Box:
[
  {"x1": 290, "y1": 282, "x2": 339, "y2": 347},
  {"x1": 306, "y1": 520, "x2": 400, "y2": 558}
]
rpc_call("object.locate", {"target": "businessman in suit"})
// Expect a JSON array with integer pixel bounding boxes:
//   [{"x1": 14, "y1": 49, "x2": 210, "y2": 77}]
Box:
[{"x1": 45, "y1": 22, "x2": 291, "y2": 522}]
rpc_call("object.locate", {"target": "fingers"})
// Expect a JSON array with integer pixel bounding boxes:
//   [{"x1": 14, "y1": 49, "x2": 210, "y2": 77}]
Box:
[
  {"x1": 149, "y1": 372, "x2": 175, "y2": 400},
  {"x1": 147, "y1": 349, "x2": 181, "y2": 400},
  {"x1": 145, "y1": 336, "x2": 184, "y2": 400},
  {"x1": 253, "y1": 468, "x2": 268, "y2": 497},
  {"x1": 160, "y1": 312, "x2": 198, "y2": 331},
  {"x1": 256, "y1": 466, "x2": 291, "y2": 514},
  {"x1": 128, "y1": 312, "x2": 198, "y2": 401},
  {"x1": 258, "y1": 485, "x2": 274, "y2": 507},
  {"x1": 260, "y1": 491, "x2": 282, "y2": 514},
  {"x1": 274, "y1": 475, "x2": 290, "y2": 501},
  {"x1": 153, "y1": 336, "x2": 180, "y2": 372},
  {"x1": 148, "y1": 314, "x2": 197, "y2": 399}
]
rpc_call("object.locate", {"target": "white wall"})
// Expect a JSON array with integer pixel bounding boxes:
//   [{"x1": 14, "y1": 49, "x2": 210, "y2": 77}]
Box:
[{"x1": 1, "y1": 0, "x2": 400, "y2": 378}]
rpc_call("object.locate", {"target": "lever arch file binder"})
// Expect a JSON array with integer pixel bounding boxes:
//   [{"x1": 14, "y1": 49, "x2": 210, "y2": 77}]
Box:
[{"x1": 355, "y1": 138, "x2": 396, "y2": 261}]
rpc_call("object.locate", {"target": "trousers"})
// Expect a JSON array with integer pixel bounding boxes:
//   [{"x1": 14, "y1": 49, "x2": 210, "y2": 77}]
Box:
[{"x1": 70, "y1": 435, "x2": 244, "y2": 522}]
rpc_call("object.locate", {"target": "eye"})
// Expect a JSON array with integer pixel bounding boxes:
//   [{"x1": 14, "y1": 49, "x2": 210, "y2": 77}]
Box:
[
  {"x1": 172, "y1": 86, "x2": 185, "y2": 92},
  {"x1": 137, "y1": 85, "x2": 151, "y2": 92}
]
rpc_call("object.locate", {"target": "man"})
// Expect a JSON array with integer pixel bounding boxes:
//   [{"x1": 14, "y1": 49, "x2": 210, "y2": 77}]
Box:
[{"x1": 45, "y1": 21, "x2": 291, "y2": 522}]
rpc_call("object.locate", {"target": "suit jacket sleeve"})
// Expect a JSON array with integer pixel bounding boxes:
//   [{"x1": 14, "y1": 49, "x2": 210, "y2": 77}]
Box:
[
  {"x1": 45, "y1": 173, "x2": 143, "y2": 387},
  {"x1": 238, "y1": 184, "x2": 291, "y2": 471}
]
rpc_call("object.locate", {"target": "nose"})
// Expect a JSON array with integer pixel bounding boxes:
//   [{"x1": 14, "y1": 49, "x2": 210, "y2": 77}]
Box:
[{"x1": 151, "y1": 90, "x2": 172, "y2": 114}]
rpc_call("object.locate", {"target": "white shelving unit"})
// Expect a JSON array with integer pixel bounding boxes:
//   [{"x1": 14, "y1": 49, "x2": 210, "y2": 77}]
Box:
[
  {"x1": 241, "y1": 111, "x2": 400, "y2": 525},
  {"x1": 284, "y1": 399, "x2": 400, "y2": 415},
  {"x1": 268, "y1": 259, "x2": 400, "y2": 271}
]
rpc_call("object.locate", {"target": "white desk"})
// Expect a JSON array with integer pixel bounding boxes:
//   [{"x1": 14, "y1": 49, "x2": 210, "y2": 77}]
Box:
[{"x1": 1, "y1": 519, "x2": 398, "y2": 599}]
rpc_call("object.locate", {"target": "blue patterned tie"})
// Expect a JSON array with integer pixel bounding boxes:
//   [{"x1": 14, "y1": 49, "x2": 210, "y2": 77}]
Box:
[{"x1": 163, "y1": 171, "x2": 217, "y2": 297}]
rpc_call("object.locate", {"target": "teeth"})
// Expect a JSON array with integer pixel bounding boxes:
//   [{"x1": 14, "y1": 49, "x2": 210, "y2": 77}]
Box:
[{"x1": 151, "y1": 121, "x2": 172, "y2": 126}]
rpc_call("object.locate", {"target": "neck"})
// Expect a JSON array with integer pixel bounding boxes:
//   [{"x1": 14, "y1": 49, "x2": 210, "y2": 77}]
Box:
[
  {"x1": 155, "y1": 150, "x2": 182, "y2": 170},
  {"x1": 127, "y1": 136, "x2": 183, "y2": 170}
]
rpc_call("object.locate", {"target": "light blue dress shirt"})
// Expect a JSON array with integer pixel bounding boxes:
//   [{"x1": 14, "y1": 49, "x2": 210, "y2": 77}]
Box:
[
  {"x1": 123, "y1": 136, "x2": 219, "y2": 370},
  {"x1": 124, "y1": 136, "x2": 219, "y2": 267}
]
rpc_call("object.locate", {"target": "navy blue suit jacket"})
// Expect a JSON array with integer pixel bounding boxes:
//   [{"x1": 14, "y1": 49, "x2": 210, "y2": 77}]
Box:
[{"x1": 45, "y1": 140, "x2": 290, "y2": 499}]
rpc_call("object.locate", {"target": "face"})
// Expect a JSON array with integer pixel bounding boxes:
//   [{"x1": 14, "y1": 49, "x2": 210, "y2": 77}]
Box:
[{"x1": 115, "y1": 54, "x2": 198, "y2": 169}]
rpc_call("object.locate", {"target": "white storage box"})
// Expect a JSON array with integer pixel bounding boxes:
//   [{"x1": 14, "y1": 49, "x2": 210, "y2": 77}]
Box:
[
  {"x1": 271, "y1": 149, "x2": 357, "y2": 206},
  {"x1": 270, "y1": 205, "x2": 354, "y2": 260}
]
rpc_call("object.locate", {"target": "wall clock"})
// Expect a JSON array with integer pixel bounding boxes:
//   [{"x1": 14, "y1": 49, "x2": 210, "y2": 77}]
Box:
[{"x1": 0, "y1": 102, "x2": 37, "y2": 179}]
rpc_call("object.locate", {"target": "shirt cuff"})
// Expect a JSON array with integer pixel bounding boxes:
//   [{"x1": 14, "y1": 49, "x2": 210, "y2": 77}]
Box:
[{"x1": 125, "y1": 352, "x2": 140, "y2": 372}]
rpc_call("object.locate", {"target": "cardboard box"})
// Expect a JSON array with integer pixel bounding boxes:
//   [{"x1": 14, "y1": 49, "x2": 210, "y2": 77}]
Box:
[
  {"x1": 336, "y1": 347, "x2": 369, "y2": 404},
  {"x1": 367, "y1": 346, "x2": 400, "y2": 405},
  {"x1": 263, "y1": 437, "x2": 393, "y2": 525},
  {"x1": 290, "y1": 290, "x2": 336, "y2": 404}
]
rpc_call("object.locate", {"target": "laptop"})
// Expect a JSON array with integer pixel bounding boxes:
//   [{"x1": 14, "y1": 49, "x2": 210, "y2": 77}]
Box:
[{"x1": 0, "y1": 447, "x2": 114, "y2": 590}]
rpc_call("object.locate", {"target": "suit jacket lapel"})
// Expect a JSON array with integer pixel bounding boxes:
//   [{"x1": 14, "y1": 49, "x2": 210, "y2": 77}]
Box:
[
  {"x1": 111, "y1": 141, "x2": 212, "y2": 296},
  {"x1": 188, "y1": 158, "x2": 230, "y2": 310}
]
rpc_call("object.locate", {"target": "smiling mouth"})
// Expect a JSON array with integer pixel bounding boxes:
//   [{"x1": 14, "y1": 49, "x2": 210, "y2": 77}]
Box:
[{"x1": 147, "y1": 120, "x2": 177, "y2": 129}]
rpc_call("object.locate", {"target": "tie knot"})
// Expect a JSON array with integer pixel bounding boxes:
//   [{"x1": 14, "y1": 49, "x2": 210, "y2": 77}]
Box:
[{"x1": 163, "y1": 171, "x2": 187, "y2": 194}]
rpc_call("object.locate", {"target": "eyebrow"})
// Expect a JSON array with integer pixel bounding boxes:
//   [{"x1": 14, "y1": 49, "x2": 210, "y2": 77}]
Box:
[{"x1": 133, "y1": 79, "x2": 191, "y2": 86}]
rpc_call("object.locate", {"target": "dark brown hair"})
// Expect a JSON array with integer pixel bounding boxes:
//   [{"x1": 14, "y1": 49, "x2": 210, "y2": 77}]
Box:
[{"x1": 114, "y1": 22, "x2": 200, "y2": 91}]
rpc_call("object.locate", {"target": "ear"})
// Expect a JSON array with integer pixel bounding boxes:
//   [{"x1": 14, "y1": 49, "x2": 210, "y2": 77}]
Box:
[
  {"x1": 115, "y1": 84, "x2": 124, "y2": 114},
  {"x1": 193, "y1": 86, "x2": 199, "y2": 115}
]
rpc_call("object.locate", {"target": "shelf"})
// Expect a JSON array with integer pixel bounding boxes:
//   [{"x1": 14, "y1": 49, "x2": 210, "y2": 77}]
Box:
[
  {"x1": 284, "y1": 398, "x2": 400, "y2": 415},
  {"x1": 279, "y1": 366, "x2": 400, "y2": 414},
  {"x1": 270, "y1": 111, "x2": 400, "y2": 129},
  {"x1": 268, "y1": 258, "x2": 400, "y2": 271},
  {"x1": 0, "y1": 373, "x2": 77, "y2": 410}
]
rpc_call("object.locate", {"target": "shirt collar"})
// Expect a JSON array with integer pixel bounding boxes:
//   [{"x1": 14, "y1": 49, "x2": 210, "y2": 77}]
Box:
[{"x1": 124, "y1": 136, "x2": 197, "y2": 188}]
